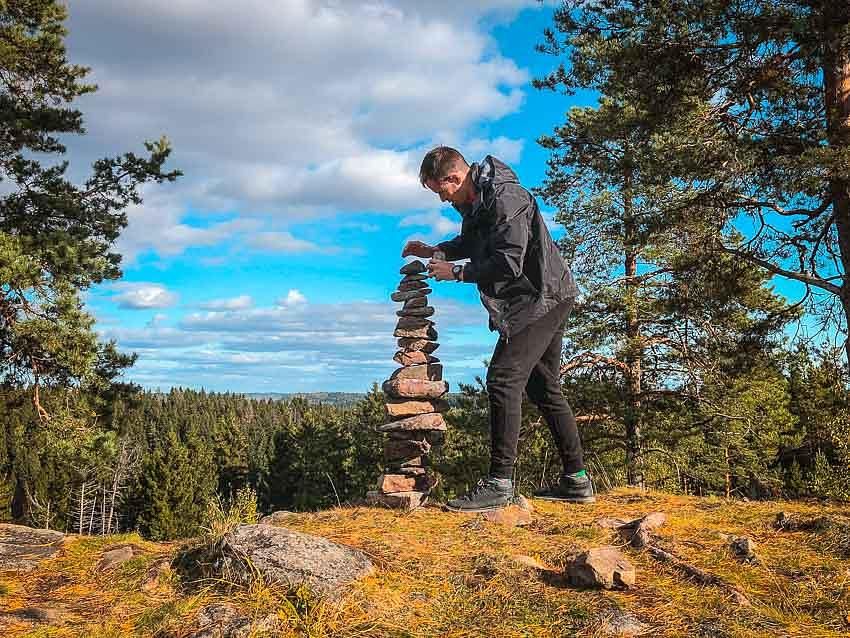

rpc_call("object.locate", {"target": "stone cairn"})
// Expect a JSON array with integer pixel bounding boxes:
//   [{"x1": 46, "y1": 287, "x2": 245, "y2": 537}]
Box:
[{"x1": 366, "y1": 259, "x2": 449, "y2": 510}]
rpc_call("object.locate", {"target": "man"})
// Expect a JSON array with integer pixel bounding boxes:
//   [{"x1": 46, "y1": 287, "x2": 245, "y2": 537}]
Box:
[{"x1": 402, "y1": 146, "x2": 594, "y2": 512}]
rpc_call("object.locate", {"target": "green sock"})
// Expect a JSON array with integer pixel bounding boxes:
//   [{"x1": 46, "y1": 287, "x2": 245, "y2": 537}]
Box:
[{"x1": 567, "y1": 469, "x2": 587, "y2": 479}]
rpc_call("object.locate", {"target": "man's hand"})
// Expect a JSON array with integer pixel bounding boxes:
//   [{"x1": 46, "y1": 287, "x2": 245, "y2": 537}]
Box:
[
  {"x1": 427, "y1": 259, "x2": 455, "y2": 281},
  {"x1": 402, "y1": 240, "x2": 435, "y2": 259}
]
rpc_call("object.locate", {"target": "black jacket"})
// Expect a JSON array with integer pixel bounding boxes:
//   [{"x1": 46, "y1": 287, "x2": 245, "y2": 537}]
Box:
[{"x1": 437, "y1": 155, "x2": 579, "y2": 339}]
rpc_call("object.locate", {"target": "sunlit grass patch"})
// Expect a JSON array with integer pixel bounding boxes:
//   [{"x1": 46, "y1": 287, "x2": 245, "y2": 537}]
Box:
[{"x1": 1, "y1": 490, "x2": 849, "y2": 637}]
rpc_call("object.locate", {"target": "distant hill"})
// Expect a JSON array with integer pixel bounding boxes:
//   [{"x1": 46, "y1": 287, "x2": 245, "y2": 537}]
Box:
[{"x1": 243, "y1": 392, "x2": 364, "y2": 406}]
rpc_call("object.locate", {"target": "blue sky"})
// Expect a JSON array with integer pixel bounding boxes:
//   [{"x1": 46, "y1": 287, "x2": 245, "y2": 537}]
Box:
[
  {"x1": 62, "y1": 2, "x2": 836, "y2": 394},
  {"x1": 64, "y1": 1, "x2": 584, "y2": 394}
]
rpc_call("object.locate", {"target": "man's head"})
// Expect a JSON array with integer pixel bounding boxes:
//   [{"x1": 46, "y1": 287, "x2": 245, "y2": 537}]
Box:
[{"x1": 419, "y1": 146, "x2": 473, "y2": 206}]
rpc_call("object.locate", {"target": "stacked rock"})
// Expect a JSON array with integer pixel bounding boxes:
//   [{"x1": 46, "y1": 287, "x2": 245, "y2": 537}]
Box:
[{"x1": 366, "y1": 259, "x2": 449, "y2": 510}]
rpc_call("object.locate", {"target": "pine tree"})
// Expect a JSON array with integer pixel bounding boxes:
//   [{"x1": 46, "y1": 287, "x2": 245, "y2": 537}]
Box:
[
  {"x1": 535, "y1": 91, "x2": 797, "y2": 487},
  {"x1": 0, "y1": 1, "x2": 180, "y2": 417},
  {"x1": 541, "y1": 0, "x2": 850, "y2": 366}
]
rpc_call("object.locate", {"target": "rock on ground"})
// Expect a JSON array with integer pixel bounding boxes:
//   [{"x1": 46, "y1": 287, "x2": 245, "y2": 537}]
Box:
[
  {"x1": 190, "y1": 603, "x2": 280, "y2": 638},
  {"x1": 366, "y1": 490, "x2": 426, "y2": 510},
  {"x1": 730, "y1": 536, "x2": 758, "y2": 563},
  {"x1": 567, "y1": 547, "x2": 636, "y2": 590},
  {"x1": 97, "y1": 545, "x2": 135, "y2": 571},
  {"x1": 509, "y1": 554, "x2": 548, "y2": 571},
  {"x1": 258, "y1": 511, "x2": 297, "y2": 526},
  {"x1": 0, "y1": 524, "x2": 65, "y2": 572},
  {"x1": 478, "y1": 505, "x2": 533, "y2": 527},
  {"x1": 186, "y1": 524, "x2": 373, "y2": 600},
  {"x1": 596, "y1": 608, "x2": 650, "y2": 636},
  {"x1": 0, "y1": 606, "x2": 65, "y2": 627}
]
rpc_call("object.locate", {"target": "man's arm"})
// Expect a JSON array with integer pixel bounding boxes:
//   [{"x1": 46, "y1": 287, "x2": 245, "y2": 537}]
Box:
[
  {"x1": 461, "y1": 189, "x2": 530, "y2": 285},
  {"x1": 435, "y1": 233, "x2": 469, "y2": 261}
]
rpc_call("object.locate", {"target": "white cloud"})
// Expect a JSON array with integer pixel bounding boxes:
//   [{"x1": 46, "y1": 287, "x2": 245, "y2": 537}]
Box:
[
  {"x1": 115, "y1": 190, "x2": 263, "y2": 262},
  {"x1": 144, "y1": 313, "x2": 168, "y2": 328},
  {"x1": 399, "y1": 210, "x2": 462, "y2": 243},
  {"x1": 465, "y1": 136, "x2": 526, "y2": 165},
  {"x1": 248, "y1": 232, "x2": 329, "y2": 254},
  {"x1": 62, "y1": 1, "x2": 540, "y2": 257},
  {"x1": 199, "y1": 295, "x2": 253, "y2": 311},
  {"x1": 279, "y1": 289, "x2": 307, "y2": 307},
  {"x1": 97, "y1": 295, "x2": 495, "y2": 392},
  {"x1": 110, "y1": 283, "x2": 179, "y2": 309}
]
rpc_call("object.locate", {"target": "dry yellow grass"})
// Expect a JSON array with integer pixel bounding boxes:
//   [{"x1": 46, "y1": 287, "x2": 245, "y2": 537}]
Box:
[{"x1": 1, "y1": 489, "x2": 849, "y2": 637}]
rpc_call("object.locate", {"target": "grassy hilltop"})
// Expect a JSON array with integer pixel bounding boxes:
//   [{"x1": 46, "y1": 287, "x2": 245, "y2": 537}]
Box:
[{"x1": 1, "y1": 489, "x2": 849, "y2": 637}]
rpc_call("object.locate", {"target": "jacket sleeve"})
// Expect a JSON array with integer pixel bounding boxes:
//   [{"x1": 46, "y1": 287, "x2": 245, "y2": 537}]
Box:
[
  {"x1": 436, "y1": 234, "x2": 470, "y2": 261},
  {"x1": 462, "y1": 188, "x2": 530, "y2": 285}
]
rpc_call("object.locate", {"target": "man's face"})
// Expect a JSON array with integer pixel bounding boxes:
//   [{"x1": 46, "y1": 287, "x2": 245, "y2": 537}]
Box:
[{"x1": 425, "y1": 173, "x2": 464, "y2": 205}]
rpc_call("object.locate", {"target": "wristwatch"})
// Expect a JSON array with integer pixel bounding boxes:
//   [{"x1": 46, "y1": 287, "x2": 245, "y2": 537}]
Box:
[{"x1": 452, "y1": 264, "x2": 464, "y2": 282}]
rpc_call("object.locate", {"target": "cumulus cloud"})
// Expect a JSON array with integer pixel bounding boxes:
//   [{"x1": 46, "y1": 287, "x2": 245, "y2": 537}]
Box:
[
  {"x1": 98, "y1": 295, "x2": 494, "y2": 392},
  {"x1": 199, "y1": 295, "x2": 253, "y2": 311},
  {"x1": 399, "y1": 210, "x2": 462, "y2": 243},
  {"x1": 278, "y1": 290, "x2": 308, "y2": 307},
  {"x1": 110, "y1": 283, "x2": 179, "y2": 309},
  {"x1": 62, "y1": 0, "x2": 537, "y2": 258},
  {"x1": 248, "y1": 232, "x2": 330, "y2": 254},
  {"x1": 115, "y1": 190, "x2": 263, "y2": 263},
  {"x1": 144, "y1": 313, "x2": 168, "y2": 328}
]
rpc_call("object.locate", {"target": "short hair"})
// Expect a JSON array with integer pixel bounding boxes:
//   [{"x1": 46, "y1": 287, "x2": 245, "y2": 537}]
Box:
[{"x1": 419, "y1": 146, "x2": 468, "y2": 187}]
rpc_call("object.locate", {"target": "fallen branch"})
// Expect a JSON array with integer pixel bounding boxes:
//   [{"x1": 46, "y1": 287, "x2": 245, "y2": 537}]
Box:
[
  {"x1": 646, "y1": 545, "x2": 751, "y2": 606},
  {"x1": 598, "y1": 512, "x2": 752, "y2": 606}
]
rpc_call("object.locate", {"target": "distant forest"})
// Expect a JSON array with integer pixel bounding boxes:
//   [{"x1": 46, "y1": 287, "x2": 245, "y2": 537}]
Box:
[
  {"x1": 1, "y1": 1, "x2": 848, "y2": 540},
  {"x1": 0, "y1": 360, "x2": 847, "y2": 540}
]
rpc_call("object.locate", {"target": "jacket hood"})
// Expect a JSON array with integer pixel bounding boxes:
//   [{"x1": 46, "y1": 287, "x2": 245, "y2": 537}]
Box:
[
  {"x1": 454, "y1": 155, "x2": 518, "y2": 218},
  {"x1": 473, "y1": 155, "x2": 519, "y2": 192}
]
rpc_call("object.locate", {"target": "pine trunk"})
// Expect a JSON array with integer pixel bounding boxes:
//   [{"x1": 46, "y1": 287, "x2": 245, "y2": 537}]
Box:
[
  {"x1": 824, "y1": 4, "x2": 850, "y2": 367},
  {"x1": 623, "y1": 165, "x2": 644, "y2": 487}
]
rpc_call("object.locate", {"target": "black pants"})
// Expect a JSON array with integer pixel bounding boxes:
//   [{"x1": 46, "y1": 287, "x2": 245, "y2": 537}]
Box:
[{"x1": 486, "y1": 299, "x2": 585, "y2": 479}]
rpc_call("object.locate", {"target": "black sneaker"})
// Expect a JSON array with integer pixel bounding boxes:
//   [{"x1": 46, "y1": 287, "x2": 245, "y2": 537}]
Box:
[
  {"x1": 534, "y1": 473, "x2": 596, "y2": 503},
  {"x1": 444, "y1": 477, "x2": 513, "y2": 513}
]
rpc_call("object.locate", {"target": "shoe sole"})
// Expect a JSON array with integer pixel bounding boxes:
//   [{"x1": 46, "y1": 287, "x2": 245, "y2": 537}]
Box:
[
  {"x1": 443, "y1": 503, "x2": 510, "y2": 513},
  {"x1": 534, "y1": 495, "x2": 597, "y2": 504}
]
